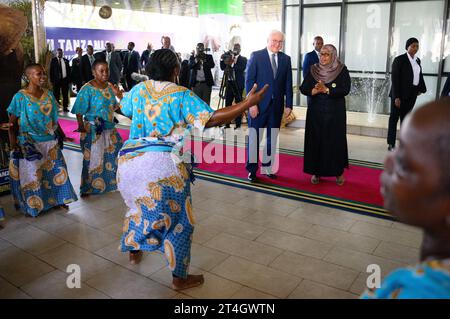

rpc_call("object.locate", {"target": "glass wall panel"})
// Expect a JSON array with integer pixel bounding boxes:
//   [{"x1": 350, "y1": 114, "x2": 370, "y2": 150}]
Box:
[
  {"x1": 286, "y1": 0, "x2": 300, "y2": 4},
  {"x1": 348, "y1": 72, "x2": 390, "y2": 115},
  {"x1": 285, "y1": 6, "x2": 299, "y2": 69},
  {"x1": 440, "y1": 75, "x2": 449, "y2": 97},
  {"x1": 301, "y1": 6, "x2": 341, "y2": 72},
  {"x1": 304, "y1": 0, "x2": 341, "y2": 4},
  {"x1": 443, "y1": 18, "x2": 450, "y2": 72},
  {"x1": 292, "y1": 70, "x2": 299, "y2": 106},
  {"x1": 392, "y1": 0, "x2": 444, "y2": 74},
  {"x1": 345, "y1": 3, "x2": 390, "y2": 72},
  {"x1": 415, "y1": 76, "x2": 438, "y2": 107}
]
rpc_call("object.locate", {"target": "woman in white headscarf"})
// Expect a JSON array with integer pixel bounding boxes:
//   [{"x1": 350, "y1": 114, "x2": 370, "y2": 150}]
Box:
[{"x1": 300, "y1": 44, "x2": 350, "y2": 186}]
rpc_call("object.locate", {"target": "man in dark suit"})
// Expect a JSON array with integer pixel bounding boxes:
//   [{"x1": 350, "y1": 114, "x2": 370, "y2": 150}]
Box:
[
  {"x1": 302, "y1": 36, "x2": 323, "y2": 79},
  {"x1": 302, "y1": 36, "x2": 323, "y2": 106},
  {"x1": 97, "y1": 42, "x2": 122, "y2": 85},
  {"x1": 50, "y1": 48, "x2": 71, "y2": 112},
  {"x1": 245, "y1": 30, "x2": 293, "y2": 182},
  {"x1": 220, "y1": 43, "x2": 247, "y2": 129},
  {"x1": 70, "y1": 47, "x2": 83, "y2": 94},
  {"x1": 387, "y1": 37, "x2": 427, "y2": 151},
  {"x1": 80, "y1": 45, "x2": 96, "y2": 84},
  {"x1": 189, "y1": 43, "x2": 215, "y2": 105},
  {"x1": 123, "y1": 42, "x2": 141, "y2": 91},
  {"x1": 441, "y1": 75, "x2": 450, "y2": 97},
  {"x1": 140, "y1": 43, "x2": 153, "y2": 70},
  {"x1": 179, "y1": 56, "x2": 190, "y2": 88}
]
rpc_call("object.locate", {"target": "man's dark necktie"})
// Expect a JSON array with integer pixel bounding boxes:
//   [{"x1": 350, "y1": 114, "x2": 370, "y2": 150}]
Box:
[{"x1": 271, "y1": 53, "x2": 277, "y2": 78}]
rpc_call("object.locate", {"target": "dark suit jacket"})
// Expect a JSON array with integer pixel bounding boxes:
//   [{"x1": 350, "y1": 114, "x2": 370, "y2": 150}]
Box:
[
  {"x1": 179, "y1": 59, "x2": 190, "y2": 88},
  {"x1": 302, "y1": 50, "x2": 319, "y2": 79},
  {"x1": 70, "y1": 57, "x2": 82, "y2": 85},
  {"x1": 140, "y1": 49, "x2": 152, "y2": 68},
  {"x1": 81, "y1": 54, "x2": 95, "y2": 83},
  {"x1": 220, "y1": 55, "x2": 247, "y2": 91},
  {"x1": 97, "y1": 50, "x2": 123, "y2": 84},
  {"x1": 389, "y1": 53, "x2": 427, "y2": 100},
  {"x1": 441, "y1": 75, "x2": 450, "y2": 97},
  {"x1": 50, "y1": 57, "x2": 71, "y2": 84},
  {"x1": 123, "y1": 50, "x2": 141, "y2": 76},
  {"x1": 188, "y1": 54, "x2": 215, "y2": 88},
  {"x1": 245, "y1": 48, "x2": 293, "y2": 115}
]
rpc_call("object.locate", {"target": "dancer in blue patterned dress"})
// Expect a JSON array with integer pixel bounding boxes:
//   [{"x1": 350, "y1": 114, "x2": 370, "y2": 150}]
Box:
[
  {"x1": 7, "y1": 64, "x2": 78, "y2": 217},
  {"x1": 112, "y1": 49, "x2": 268, "y2": 290},
  {"x1": 71, "y1": 60, "x2": 123, "y2": 197},
  {"x1": 361, "y1": 98, "x2": 450, "y2": 299}
]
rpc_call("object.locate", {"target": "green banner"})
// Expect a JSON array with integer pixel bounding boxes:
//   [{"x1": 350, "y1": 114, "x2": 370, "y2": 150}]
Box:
[{"x1": 198, "y1": 0, "x2": 243, "y2": 16}]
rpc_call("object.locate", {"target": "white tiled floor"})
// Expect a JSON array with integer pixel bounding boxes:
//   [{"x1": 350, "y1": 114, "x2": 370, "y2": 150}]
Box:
[{"x1": 0, "y1": 123, "x2": 422, "y2": 299}]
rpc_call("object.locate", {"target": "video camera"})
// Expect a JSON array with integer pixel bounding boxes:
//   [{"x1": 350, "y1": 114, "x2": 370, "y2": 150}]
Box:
[
  {"x1": 195, "y1": 46, "x2": 211, "y2": 61},
  {"x1": 221, "y1": 50, "x2": 238, "y2": 64}
]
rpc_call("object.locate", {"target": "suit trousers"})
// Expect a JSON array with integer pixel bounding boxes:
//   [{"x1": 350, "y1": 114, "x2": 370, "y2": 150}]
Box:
[
  {"x1": 387, "y1": 88, "x2": 418, "y2": 147},
  {"x1": 53, "y1": 78, "x2": 70, "y2": 110},
  {"x1": 246, "y1": 104, "x2": 282, "y2": 175},
  {"x1": 225, "y1": 83, "x2": 243, "y2": 127},
  {"x1": 193, "y1": 82, "x2": 212, "y2": 106}
]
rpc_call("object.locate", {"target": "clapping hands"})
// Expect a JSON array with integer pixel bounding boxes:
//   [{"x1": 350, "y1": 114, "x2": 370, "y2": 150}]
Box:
[
  {"x1": 312, "y1": 81, "x2": 329, "y2": 96},
  {"x1": 109, "y1": 83, "x2": 124, "y2": 100}
]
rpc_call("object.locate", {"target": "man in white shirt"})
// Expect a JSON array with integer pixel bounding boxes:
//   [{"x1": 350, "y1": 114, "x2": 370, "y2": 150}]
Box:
[
  {"x1": 50, "y1": 48, "x2": 71, "y2": 112},
  {"x1": 101, "y1": 42, "x2": 122, "y2": 85},
  {"x1": 387, "y1": 37, "x2": 427, "y2": 151},
  {"x1": 245, "y1": 30, "x2": 293, "y2": 182}
]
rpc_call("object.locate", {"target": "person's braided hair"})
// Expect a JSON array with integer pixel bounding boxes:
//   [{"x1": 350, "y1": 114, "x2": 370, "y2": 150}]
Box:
[{"x1": 145, "y1": 48, "x2": 179, "y2": 82}]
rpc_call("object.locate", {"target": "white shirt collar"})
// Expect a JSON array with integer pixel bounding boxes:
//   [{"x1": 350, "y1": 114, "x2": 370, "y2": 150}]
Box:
[
  {"x1": 267, "y1": 48, "x2": 278, "y2": 56},
  {"x1": 407, "y1": 52, "x2": 417, "y2": 62}
]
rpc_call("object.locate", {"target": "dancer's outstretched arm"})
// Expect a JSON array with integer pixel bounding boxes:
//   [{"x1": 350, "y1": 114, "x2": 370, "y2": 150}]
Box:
[{"x1": 205, "y1": 84, "x2": 268, "y2": 128}]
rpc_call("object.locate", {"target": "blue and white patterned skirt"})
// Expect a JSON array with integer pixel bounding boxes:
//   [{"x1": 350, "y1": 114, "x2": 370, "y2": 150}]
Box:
[
  {"x1": 9, "y1": 140, "x2": 78, "y2": 217},
  {"x1": 118, "y1": 151, "x2": 195, "y2": 279},
  {"x1": 79, "y1": 122, "x2": 123, "y2": 195}
]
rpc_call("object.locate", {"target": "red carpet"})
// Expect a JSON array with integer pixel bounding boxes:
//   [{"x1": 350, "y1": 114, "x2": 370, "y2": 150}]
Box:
[{"x1": 59, "y1": 118, "x2": 389, "y2": 219}]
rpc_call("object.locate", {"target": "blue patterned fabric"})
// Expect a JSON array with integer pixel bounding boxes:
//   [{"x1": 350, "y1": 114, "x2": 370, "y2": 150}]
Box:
[
  {"x1": 8, "y1": 89, "x2": 78, "y2": 217},
  {"x1": 118, "y1": 80, "x2": 214, "y2": 278},
  {"x1": 0, "y1": 207, "x2": 5, "y2": 221},
  {"x1": 72, "y1": 82, "x2": 123, "y2": 196},
  {"x1": 120, "y1": 168, "x2": 194, "y2": 278},
  {"x1": 79, "y1": 123, "x2": 123, "y2": 195},
  {"x1": 361, "y1": 260, "x2": 450, "y2": 299},
  {"x1": 119, "y1": 80, "x2": 214, "y2": 140},
  {"x1": 71, "y1": 82, "x2": 118, "y2": 126},
  {"x1": 7, "y1": 89, "x2": 59, "y2": 143}
]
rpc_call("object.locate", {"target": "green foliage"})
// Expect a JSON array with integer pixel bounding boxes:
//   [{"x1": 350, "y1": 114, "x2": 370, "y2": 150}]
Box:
[{"x1": 8, "y1": 0, "x2": 34, "y2": 65}]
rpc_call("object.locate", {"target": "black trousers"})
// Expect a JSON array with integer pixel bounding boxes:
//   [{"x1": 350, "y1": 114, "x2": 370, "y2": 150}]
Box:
[
  {"x1": 225, "y1": 83, "x2": 243, "y2": 127},
  {"x1": 53, "y1": 78, "x2": 70, "y2": 110},
  {"x1": 125, "y1": 74, "x2": 137, "y2": 91},
  {"x1": 387, "y1": 89, "x2": 418, "y2": 147}
]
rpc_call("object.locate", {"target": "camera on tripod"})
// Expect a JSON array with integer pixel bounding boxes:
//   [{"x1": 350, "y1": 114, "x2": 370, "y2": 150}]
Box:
[{"x1": 221, "y1": 50, "x2": 238, "y2": 65}]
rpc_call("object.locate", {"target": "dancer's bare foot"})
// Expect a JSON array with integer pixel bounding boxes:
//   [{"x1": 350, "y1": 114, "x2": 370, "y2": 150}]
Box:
[
  {"x1": 129, "y1": 251, "x2": 143, "y2": 265},
  {"x1": 172, "y1": 274, "x2": 204, "y2": 290}
]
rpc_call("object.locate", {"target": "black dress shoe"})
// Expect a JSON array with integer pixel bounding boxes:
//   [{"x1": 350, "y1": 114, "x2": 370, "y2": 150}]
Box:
[
  {"x1": 248, "y1": 172, "x2": 257, "y2": 182},
  {"x1": 263, "y1": 173, "x2": 277, "y2": 179}
]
